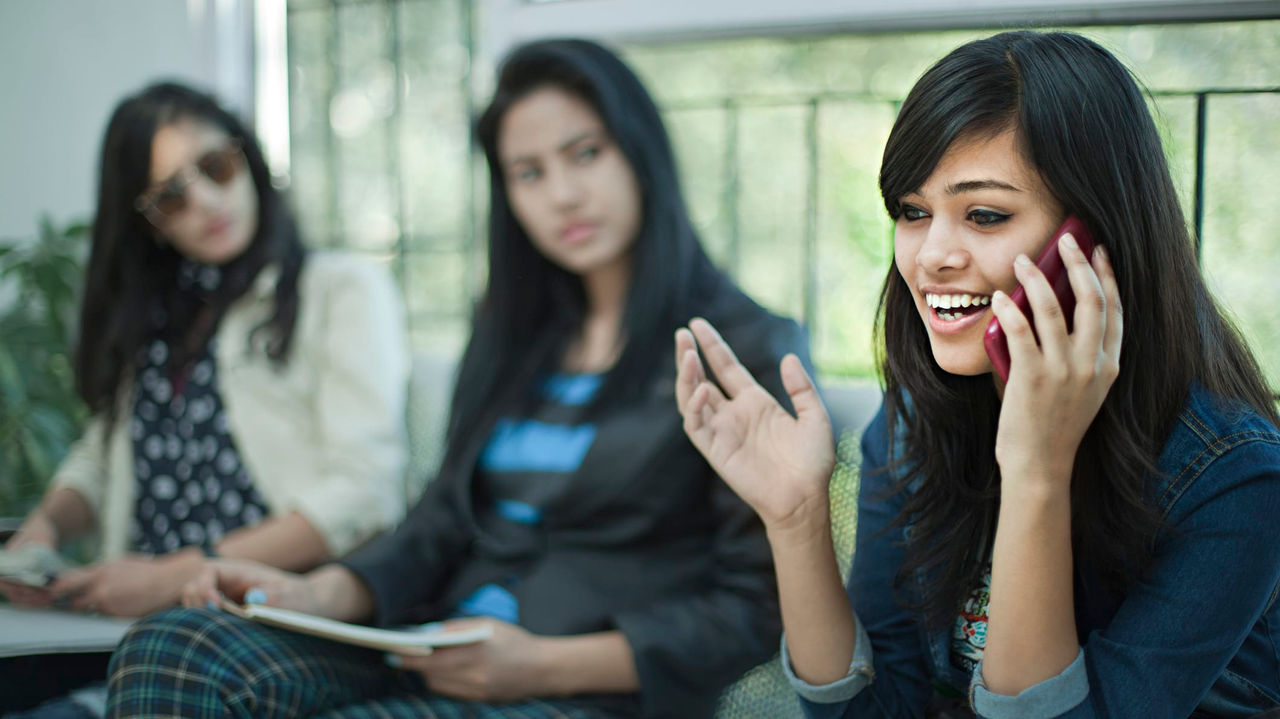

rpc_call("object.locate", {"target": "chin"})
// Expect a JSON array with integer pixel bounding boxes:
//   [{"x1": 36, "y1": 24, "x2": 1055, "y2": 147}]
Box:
[
  {"x1": 204, "y1": 238, "x2": 253, "y2": 266},
  {"x1": 929, "y1": 346, "x2": 994, "y2": 377}
]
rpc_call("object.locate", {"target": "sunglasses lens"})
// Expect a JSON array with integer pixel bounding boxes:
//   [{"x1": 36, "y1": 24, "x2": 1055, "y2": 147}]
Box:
[
  {"x1": 199, "y1": 148, "x2": 239, "y2": 185},
  {"x1": 139, "y1": 141, "x2": 242, "y2": 219},
  {"x1": 152, "y1": 185, "x2": 187, "y2": 216}
]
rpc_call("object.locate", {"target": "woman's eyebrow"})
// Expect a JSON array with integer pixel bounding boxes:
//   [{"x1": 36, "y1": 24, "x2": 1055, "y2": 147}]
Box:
[
  {"x1": 502, "y1": 130, "x2": 599, "y2": 168},
  {"x1": 557, "y1": 130, "x2": 599, "y2": 152},
  {"x1": 946, "y1": 179, "x2": 1022, "y2": 195}
]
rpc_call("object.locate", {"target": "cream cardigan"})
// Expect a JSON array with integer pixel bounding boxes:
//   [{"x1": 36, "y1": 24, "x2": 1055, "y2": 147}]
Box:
[{"x1": 51, "y1": 252, "x2": 410, "y2": 560}]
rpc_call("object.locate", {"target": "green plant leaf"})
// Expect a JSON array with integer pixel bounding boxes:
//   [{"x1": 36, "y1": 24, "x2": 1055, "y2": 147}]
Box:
[{"x1": 0, "y1": 214, "x2": 88, "y2": 516}]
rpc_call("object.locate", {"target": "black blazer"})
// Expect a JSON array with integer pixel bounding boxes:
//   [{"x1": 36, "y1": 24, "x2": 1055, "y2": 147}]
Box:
[{"x1": 341, "y1": 278, "x2": 815, "y2": 718}]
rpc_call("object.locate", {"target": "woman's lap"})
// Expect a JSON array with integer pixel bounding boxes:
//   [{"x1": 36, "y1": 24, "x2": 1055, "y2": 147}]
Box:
[{"x1": 106, "y1": 608, "x2": 601, "y2": 719}]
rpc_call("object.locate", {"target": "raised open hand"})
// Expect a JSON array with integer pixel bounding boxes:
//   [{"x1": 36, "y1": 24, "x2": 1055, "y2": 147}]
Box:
[{"x1": 675, "y1": 318, "x2": 835, "y2": 531}]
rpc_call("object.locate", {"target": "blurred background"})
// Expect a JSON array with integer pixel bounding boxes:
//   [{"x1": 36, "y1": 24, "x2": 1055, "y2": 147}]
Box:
[{"x1": 1, "y1": 0, "x2": 1278, "y2": 514}]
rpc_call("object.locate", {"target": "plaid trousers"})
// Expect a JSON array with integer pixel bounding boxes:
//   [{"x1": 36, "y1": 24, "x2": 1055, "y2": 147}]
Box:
[{"x1": 106, "y1": 608, "x2": 618, "y2": 719}]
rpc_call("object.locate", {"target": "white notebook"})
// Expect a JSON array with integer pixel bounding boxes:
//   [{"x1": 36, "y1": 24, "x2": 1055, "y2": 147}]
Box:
[{"x1": 221, "y1": 600, "x2": 492, "y2": 656}]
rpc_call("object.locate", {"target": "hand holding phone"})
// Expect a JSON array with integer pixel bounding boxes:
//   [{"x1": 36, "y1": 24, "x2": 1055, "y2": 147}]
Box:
[{"x1": 983, "y1": 215, "x2": 1097, "y2": 383}]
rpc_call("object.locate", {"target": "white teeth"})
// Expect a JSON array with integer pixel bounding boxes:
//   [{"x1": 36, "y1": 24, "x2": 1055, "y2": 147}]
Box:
[{"x1": 925, "y1": 292, "x2": 991, "y2": 311}]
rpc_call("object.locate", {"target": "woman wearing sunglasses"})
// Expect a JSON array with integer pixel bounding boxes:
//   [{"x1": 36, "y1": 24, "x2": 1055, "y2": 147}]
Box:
[
  {"x1": 103, "y1": 40, "x2": 808, "y2": 719},
  {"x1": 1, "y1": 82, "x2": 410, "y2": 716}
]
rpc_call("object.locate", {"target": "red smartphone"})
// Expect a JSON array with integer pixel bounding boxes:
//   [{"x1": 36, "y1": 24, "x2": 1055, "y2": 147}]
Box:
[{"x1": 983, "y1": 215, "x2": 1097, "y2": 383}]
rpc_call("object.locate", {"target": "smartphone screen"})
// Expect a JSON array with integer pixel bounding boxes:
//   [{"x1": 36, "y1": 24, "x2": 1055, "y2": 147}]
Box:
[{"x1": 983, "y1": 215, "x2": 1097, "y2": 383}]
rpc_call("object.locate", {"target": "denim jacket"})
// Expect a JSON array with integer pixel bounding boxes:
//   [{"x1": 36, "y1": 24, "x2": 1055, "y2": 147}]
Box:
[{"x1": 783, "y1": 383, "x2": 1280, "y2": 718}]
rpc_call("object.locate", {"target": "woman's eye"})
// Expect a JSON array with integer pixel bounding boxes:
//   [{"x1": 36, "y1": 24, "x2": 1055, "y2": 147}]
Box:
[
  {"x1": 900, "y1": 205, "x2": 929, "y2": 221},
  {"x1": 513, "y1": 166, "x2": 541, "y2": 183},
  {"x1": 574, "y1": 146, "x2": 600, "y2": 164},
  {"x1": 968, "y1": 209, "x2": 1011, "y2": 226}
]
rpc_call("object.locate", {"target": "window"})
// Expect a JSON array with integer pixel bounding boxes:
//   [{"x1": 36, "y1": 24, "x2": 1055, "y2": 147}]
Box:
[
  {"x1": 286, "y1": 0, "x2": 480, "y2": 354},
  {"x1": 281, "y1": 8, "x2": 1280, "y2": 390},
  {"x1": 620, "y1": 21, "x2": 1280, "y2": 386}
]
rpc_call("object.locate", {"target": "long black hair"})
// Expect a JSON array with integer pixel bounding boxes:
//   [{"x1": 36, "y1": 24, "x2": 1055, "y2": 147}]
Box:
[
  {"x1": 874, "y1": 31, "x2": 1278, "y2": 626},
  {"x1": 76, "y1": 82, "x2": 306, "y2": 425},
  {"x1": 448, "y1": 39, "x2": 719, "y2": 454}
]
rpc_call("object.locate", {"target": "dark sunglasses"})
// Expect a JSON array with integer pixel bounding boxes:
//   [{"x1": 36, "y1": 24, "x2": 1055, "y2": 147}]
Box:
[{"x1": 135, "y1": 139, "x2": 245, "y2": 221}]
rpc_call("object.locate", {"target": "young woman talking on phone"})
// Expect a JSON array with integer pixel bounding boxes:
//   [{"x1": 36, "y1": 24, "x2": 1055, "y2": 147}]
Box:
[{"x1": 675, "y1": 31, "x2": 1280, "y2": 718}]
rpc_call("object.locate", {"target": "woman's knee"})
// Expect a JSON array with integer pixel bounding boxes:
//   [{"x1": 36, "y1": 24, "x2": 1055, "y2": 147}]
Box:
[{"x1": 110, "y1": 607, "x2": 245, "y2": 680}]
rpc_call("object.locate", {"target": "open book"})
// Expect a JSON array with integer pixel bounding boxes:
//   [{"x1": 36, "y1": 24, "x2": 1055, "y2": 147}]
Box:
[{"x1": 221, "y1": 600, "x2": 492, "y2": 656}]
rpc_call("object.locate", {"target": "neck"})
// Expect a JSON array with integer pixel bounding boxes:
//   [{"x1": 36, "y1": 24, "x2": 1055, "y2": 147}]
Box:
[
  {"x1": 566, "y1": 254, "x2": 631, "y2": 373},
  {"x1": 581, "y1": 254, "x2": 630, "y2": 330}
]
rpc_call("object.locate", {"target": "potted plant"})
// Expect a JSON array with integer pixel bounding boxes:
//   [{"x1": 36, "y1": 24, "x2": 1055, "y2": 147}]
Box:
[{"x1": 0, "y1": 216, "x2": 88, "y2": 520}]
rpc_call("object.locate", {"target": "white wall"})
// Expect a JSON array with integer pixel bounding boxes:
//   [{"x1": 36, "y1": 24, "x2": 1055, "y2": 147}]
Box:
[{"x1": 0, "y1": 0, "x2": 253, "y2": 240}]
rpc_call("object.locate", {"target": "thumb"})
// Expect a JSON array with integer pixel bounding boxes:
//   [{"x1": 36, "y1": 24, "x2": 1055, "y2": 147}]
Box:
[
  {"x1": 244, "y1": 586, "x2": 270, "y2": 606},
  {"x1": 183, "y1": 564, "x2": 221, "y2": 609},
  {"x1": 780, "y1": 354, "x2": 827, "y2": 423}
]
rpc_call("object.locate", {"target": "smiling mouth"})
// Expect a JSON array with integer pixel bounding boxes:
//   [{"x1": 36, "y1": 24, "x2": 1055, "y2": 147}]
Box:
[{"x1": 925, "y1": 292, "x2": 992, "y2": 322}]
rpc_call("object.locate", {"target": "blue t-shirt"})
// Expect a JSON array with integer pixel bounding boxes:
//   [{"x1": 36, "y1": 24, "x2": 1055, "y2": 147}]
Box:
[{"x1": 450, "y1": 372, "x2": 603, "y2": 622}]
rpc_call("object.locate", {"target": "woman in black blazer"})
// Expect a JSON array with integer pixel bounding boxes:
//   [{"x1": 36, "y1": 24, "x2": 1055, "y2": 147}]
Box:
[{"x1": 105, "y1": 39, "x2": 815, "y2": 719}]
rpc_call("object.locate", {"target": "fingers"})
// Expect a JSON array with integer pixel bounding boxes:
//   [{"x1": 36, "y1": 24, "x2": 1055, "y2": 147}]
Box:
[
  {"x1": 1058, "y1": 233, "x2": 1108, "y2": 364},
  {"x1": 683, "y1": 382, "x2": 726, "y2": 449},
  {"x1": 674, "y1": 330, "x2": 706, "y2": 415},
  {"x1": 1093, "y1": 245, "x2": 1124, "y2": 365},
  {"x1": 49, "y1": 567, "x2": 96, "y2": 601},
  {"x1": 0, "y1": 579, "x2": 55, "y2": 608},
  {"x1": 1012, "y1": 251, "x2": 1068, "y2": 364},
  {"x1": 687, "y1": 318, "x2": 759, "y2": 398},
  {"x1": 779, "y1": 354, "x2": 829, "y2": 425},
  {"x1": 396, "y1": 645, "x2": 485, "y2": 701},
  {"x1": 204, "y1": 560, "x2": 286, "y2": 604},
  {"x1": 676, "y1": 328, "x2": 726, "y2": 449},
  {"x1": 990, "y1": 289, "x2": 1039, "y2": 377},
  {"x1": 182, "y1": 563, "x2": 223, "y2": 609}
]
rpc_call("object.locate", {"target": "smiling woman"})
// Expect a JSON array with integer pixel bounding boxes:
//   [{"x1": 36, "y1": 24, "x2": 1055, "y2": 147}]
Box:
[
  {"x1": 674, "y1": 29, "x2": 1280, "y2": 719},
  {"x1": 893, "y1": 129, "x2": 1066, "y2": 376}
]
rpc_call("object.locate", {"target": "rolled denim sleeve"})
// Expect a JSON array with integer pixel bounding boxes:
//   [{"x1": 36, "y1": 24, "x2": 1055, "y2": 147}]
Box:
[
  {"x1": 781, "y1": 612, "x2": 876, "y2": 703},
  {"x1": 970, "y1": 648, "x2": 1089, "y2": 718}
]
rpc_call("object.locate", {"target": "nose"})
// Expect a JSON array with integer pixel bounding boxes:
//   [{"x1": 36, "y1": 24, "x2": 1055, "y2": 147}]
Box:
[
  {"x1": 184, "y1": 173, "x2": 224, "y2": 213},
  {"x1": 915, "y1": 217, "x2": 970, "y2": 273},
  {"x1": 544, "y1": 163, "x2": 583, "y2": 210}
]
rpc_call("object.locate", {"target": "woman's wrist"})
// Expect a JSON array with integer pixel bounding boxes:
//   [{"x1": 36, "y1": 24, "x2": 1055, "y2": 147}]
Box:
[
  {"x1": 997, "y1": 462, "x2": 1074, "y2": 503},
  {"x1": 536, "y1": 631, "x2": 638, "y2": 696},
  {"x1": 16, "y1": 511, "x2": 60, "y2": 547},
  {"x1": 529, "y1": 635, "x2": 567, "y2": 695},
  {"x1": 157, "y1": 548, "x2": 208, "y2": 601},
  {"x1": 306, "y1": 564, "x2": 374, "y2": 622},
  {"x1": 765, "y1": 493, "x2": 832, "y2": 548}
]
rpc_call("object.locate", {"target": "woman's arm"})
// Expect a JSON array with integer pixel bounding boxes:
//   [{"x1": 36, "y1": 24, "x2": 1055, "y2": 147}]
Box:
[
  {"x1": 8, "y1": 486, "x2": 95, "y2": 549},
  {"x1": 770, "y1": 501, "x2": 859, "y2": 686},
  {"x1": 182, "y1": 558, "x2": 375, "y2": 622},
  {"x1": 981, "y1": 482, "x2": 1078, "y2": 695},
  {"x1": 980, "y1": 237, "x2": 1121, "y2": 697},
  {"x1": 281, "y1": 257, "x2": 411, "y2": 557},
  {"x1": 214, "y1": 510, "x2": 332, "y2": 572}
]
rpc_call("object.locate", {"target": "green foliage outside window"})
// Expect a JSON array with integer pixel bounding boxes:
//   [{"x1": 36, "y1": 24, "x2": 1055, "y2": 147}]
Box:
[
  {"x1": 624, "y1": 21, "x2": 1280, "y2": 385},
  {"x1": 280, "y1": 7, "x2": 1279, "y2": 392},
  {"x1": 0, "y1": 217, "x2": 88, "y2": 518}
]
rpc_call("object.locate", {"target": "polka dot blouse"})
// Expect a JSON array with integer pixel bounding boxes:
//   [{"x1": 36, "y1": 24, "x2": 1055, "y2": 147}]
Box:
[{"x1": 128, "y1": 264, "x2": 271, "y2": 556}]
